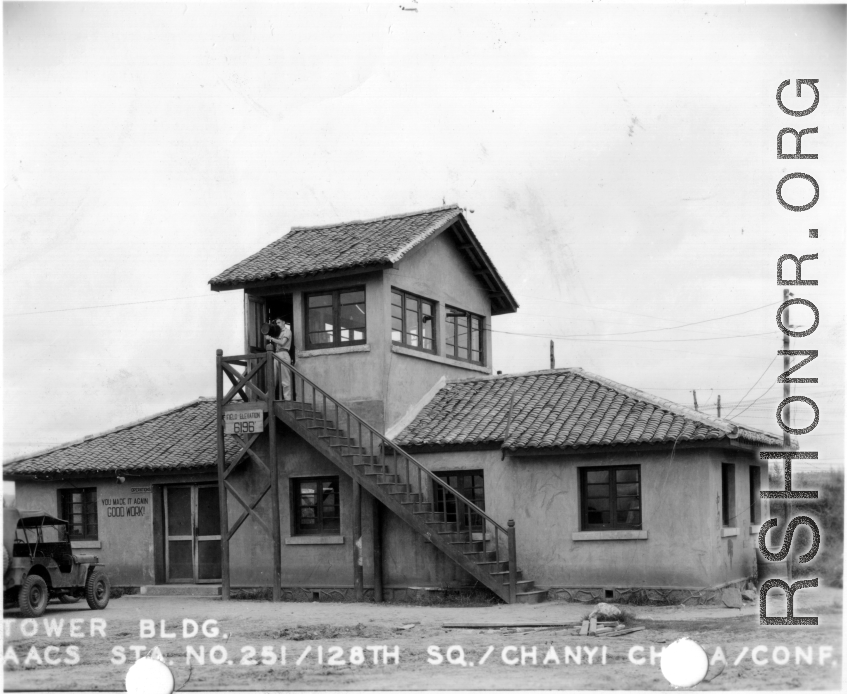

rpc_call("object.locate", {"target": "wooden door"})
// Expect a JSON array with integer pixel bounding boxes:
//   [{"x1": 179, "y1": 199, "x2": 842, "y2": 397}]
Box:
[
  {"x1": 245, "y1": 294, "x2": 268, "y2": 398},
  {"x1": 165, "y1": 485, "x2": 221, "y2": 584}
]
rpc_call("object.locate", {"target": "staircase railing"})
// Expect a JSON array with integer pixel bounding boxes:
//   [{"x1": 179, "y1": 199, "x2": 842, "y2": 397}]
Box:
[{"x1": 273, "y1": 353, "x2": 518, "y2": 601}]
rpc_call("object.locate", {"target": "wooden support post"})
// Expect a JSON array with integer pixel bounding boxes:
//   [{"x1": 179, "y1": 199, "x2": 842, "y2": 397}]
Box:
[
  {"x1": 692, "y1": 390, "x2": 699, "y2": 411},
  {"x1": 372, "y1": 496, "x2": 383, "y2": 603},
  {"x1": 507, "y1": 519, "x2": 517, "y2": 604},
  {"x1": 353, "y1": 481, "x2": 364, "y2": 601},
  {"x1": 215, "y1": 350, "x2": 231, "y2": 601},
  {"x1": 266, "y1": 345, "x2": 282, "y2": 602},
  {"x1": 549, "y1": 340, "x2": 555, "y2": 370},
  {"x1": 717, "y1": 394, "x2": 721, "y2": 418}
]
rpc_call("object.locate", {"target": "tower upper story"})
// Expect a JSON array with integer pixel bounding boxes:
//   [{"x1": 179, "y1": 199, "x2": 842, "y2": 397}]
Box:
[{"x1": 209, "y1": 205, "x2": 517, "y2": 433}]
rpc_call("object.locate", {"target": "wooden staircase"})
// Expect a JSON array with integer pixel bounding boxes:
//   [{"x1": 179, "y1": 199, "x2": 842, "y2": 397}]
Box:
[{"x1": 216, "y1": 347, "x2": 545, "y2": 604}]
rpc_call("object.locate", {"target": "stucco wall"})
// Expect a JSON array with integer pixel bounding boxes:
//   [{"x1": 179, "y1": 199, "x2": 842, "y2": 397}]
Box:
[
  {"x1": 14, "y1": 472, "x2": 216, "y2": 586},
  {"x1": 288, "y1": 272, "x2": 387, "y2": 423},
  {"x1": 411, "y1": 445, "x2": 764, "y2": 590},
  {"x1": 247, "y1": 229, "x2": 496, "y2": 436},
  {"x1": 382, "y1": 230, "x2": 494, "y2": 429}
]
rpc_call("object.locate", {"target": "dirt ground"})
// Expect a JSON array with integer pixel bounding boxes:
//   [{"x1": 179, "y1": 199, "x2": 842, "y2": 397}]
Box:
[{"x1": 3, "y1": 587, "x2": 842, "y2": 691}]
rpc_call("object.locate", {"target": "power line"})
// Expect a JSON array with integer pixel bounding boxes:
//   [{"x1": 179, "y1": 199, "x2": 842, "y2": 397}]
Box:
[
  {"x1": 723, "y1": 354, "x2": 780, "y2": 420},
  {"x1": 509, "y1": 301, "x2": 779, "y2": 339},
  {"x1": 728, "y1": 378, "x2": 782, "y2": 421},
  {"x1": 5, "y1": 293, "x2": 213, "y2": 317},
  {"x1": 491, "y1": 326, "x2": 775, "y2": 343}
]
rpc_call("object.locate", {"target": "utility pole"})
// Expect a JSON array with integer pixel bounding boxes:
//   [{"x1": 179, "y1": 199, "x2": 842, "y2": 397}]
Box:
[
  {"x1": 550, "y1": 340, "x2": 555, "y2": 370},
  {"x1": 692, "y1": 390, "x2": 698, "y2": 411},
  {"x1": 717, "y1": 395, "x2": 721, "y2": 418},
  {"x1": 782, "y1": 288, "x2": 792, "y2": 581}
]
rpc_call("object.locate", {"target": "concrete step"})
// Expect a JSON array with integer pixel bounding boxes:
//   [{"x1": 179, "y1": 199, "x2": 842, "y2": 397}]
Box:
[
  {"x1": 140, "y1": 585, "x2": 222, "y2": 597},
  {"x1": 514, "y1": 589, "x2": 548, "y2": 604}
]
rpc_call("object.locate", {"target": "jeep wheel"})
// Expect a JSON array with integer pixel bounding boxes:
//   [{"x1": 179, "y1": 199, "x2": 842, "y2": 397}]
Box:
[
  {"x1": 85, "y1": 570, "x2": 110, "y2": 610},
  {"x1": 58, "y1": 594, "x2": 81, "y2": 604},
  {"x1": 18, "y1": 575, "x2": 49, "y2": 617}
]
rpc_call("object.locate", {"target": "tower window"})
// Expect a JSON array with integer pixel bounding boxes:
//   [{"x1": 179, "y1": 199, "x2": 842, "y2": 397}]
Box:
[
  {"x1": 391, "y1": 289, "x2": 436, "y2": 352},
  {"x1": 305, "y1": 287, "x2": 366, "y2": 349},
  {"x1": 445, "y1": 306, "x2": 484, "y2": 364}
]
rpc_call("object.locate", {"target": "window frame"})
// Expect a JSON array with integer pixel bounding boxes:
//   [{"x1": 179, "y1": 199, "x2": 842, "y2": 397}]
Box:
[
  {"x1": 722, "y1": 463, "x2": 736, "y2": 527},
  {"x1": 749, "y1": 465, "x2": 762, "y2": 525},
  {"x1": 433, "y1": 470, "x2": 485, "y2": 531},
  {"x1": 391, "y1": 288, "x2": 437, "y2": 353},
  {"x1": 58, "y1": 487, "x2": 99, "y2": 540},
  {"x1": 445, "y1": 306, "x2": 485, "y2": 365},
  {"x1": 291, "y1": 476, "x2": 341, "y2": 536},
  {"x1": 304, "y1": 286, "x2": 367, "y2": 350},
  {"x1": 579, "y1": 465, "x2": 642, "y2": 531}
]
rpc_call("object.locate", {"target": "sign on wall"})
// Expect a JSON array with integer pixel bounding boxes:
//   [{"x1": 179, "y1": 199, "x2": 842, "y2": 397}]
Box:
[{"x1": 223, "y1": 409, "x2": 264, "y2": 436}]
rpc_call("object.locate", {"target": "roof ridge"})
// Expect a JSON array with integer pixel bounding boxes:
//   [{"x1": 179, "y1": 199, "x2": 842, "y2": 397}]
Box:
[
  {"x1": 385, "y1": 208, "x2": 464, "y2": 263},
  {"x1": 290, "y1": 203, "x2": 461, "y2": 232},
  {"x1": 571, "y1": 370, "x2": 740, "y2": 437},
  {"x1": 446, "y1": 367, "x2": 742, "y2": 436},
  {"x1": 3, "y1": 397, "x2": 214, "y2": 466},
  {"x1": 445, "y1": 367, "x2": 582, "y2": 385}
]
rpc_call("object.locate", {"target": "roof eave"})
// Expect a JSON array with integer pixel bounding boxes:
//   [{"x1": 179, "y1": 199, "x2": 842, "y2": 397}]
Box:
[
  {"x1": 5, "y1": 465, "x2": 218, "y2": 481},
  {"x1": 452, "y1": 215, "x2": 519, "y2": 315},
  {"x1": 209, "y1": 262, "x2": 393, "y2": 292},
  {"x1": 504, "y1": 437, "x2": 762, "y2": 457}
]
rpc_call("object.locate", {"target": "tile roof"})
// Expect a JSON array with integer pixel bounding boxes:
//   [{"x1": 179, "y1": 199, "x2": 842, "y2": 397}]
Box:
[
  {"x1": 3, "y1": 399, "x2": 232, "y2": 478},
  {"x1": 208, "y1": 204, "x2": 518, "y2": 313},
  {"x1": 209, "y1": 205, "x2": 465, "y2": 288},
  {"x1": 393, "y1": 368, "x2": 785, "y2": 451}
]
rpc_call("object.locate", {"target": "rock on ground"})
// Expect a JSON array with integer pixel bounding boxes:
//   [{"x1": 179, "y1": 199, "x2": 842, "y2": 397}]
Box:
[
  {"x1": 721, "y1": 585, "x2": 743, "y2": 608},
  {"x1": 589, "y1": 602, "x2": 623, "y2": 619}
]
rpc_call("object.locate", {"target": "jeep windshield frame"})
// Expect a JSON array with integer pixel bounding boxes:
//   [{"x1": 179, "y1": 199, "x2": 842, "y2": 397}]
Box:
[{"x1": 15, "y1": 514, "x2": 70, "y2": 560}]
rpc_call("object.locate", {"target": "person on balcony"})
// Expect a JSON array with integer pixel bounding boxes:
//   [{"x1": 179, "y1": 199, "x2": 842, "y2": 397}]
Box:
[{"x1": 266, "y1": 318, "x2": 293, "y2": 401}]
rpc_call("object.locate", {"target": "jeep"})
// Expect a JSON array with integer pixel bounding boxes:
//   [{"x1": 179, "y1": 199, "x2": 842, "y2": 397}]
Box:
[{"x1": 3, "y1": 508, "x2": 110, "y2": 617}]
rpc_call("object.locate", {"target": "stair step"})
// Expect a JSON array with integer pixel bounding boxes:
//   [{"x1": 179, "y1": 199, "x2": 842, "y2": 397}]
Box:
[
  {"x1": 360, "y1": 465, "x2": 390, "y2": 474},
  {"x1": 320, "y1": 437, "x2": 357, "y2": 446},
  {"x1": 475, "y1": 560, "x2": 510, "y2": 569},
  {"x1": 449, "y1": 541, "x2": 485, "y2": 550},
  {"x1": 395, "y1": 492, "x2": 422, "y2": 501},
  {"x1": 426, "y1": 520, "x2": 457, "y2": 528},
  {"x1": 274, "y1": 391, "x2": 545, "y2": 605},
  {"x1": 380, "y1": 482, "x2": 410, "y2": 491},
  {"x1": 352, "y1": 458, "x2": 382, "y2": 467},
  {"x1": 367, "y1": 471, "x2": 398, "y2": 479},
  {"x1": 503, "y1": 580, "x2": 535, "y2": 592},
  {"x1": 463, "y1": 550, "x2": 501, "y2": 560},
  {"x1": 281, "y1": 403, "x2": 315, "y2": 412}
]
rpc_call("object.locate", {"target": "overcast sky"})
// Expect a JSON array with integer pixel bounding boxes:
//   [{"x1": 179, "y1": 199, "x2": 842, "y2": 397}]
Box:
[{"x1": 4, "y1": 3, "x2": 845, "y2": 471}]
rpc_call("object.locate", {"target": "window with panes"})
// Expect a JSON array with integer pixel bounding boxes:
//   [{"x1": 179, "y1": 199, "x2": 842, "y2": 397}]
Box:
[
  {"x1": 391, "y1": 289, "x2": 436, "y2": 352},
  {"x1": 749, "y1": 465, "x2": 762, "y2": 525},
  {"x1": 433, "y1": 471, "x2": 485, "y2": 530},
  {"x1": 58, "y1": 488, "x2": 99, "y2": 540},
  {"x1": 305, "y1": 288, "x2": 366, "y2": 349},
  {"x1": 722, "y1": 463, "x2": 736, "y2": 527},
  {"x1": 292, "y1": 477, "x2": 340, "y2": 535},
  {"x1": 445, "y1": 307, "x2": 484, "y2": 364},
  {"x1": 579, "y1": 466, "x2": 641, "y2": 530}
]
